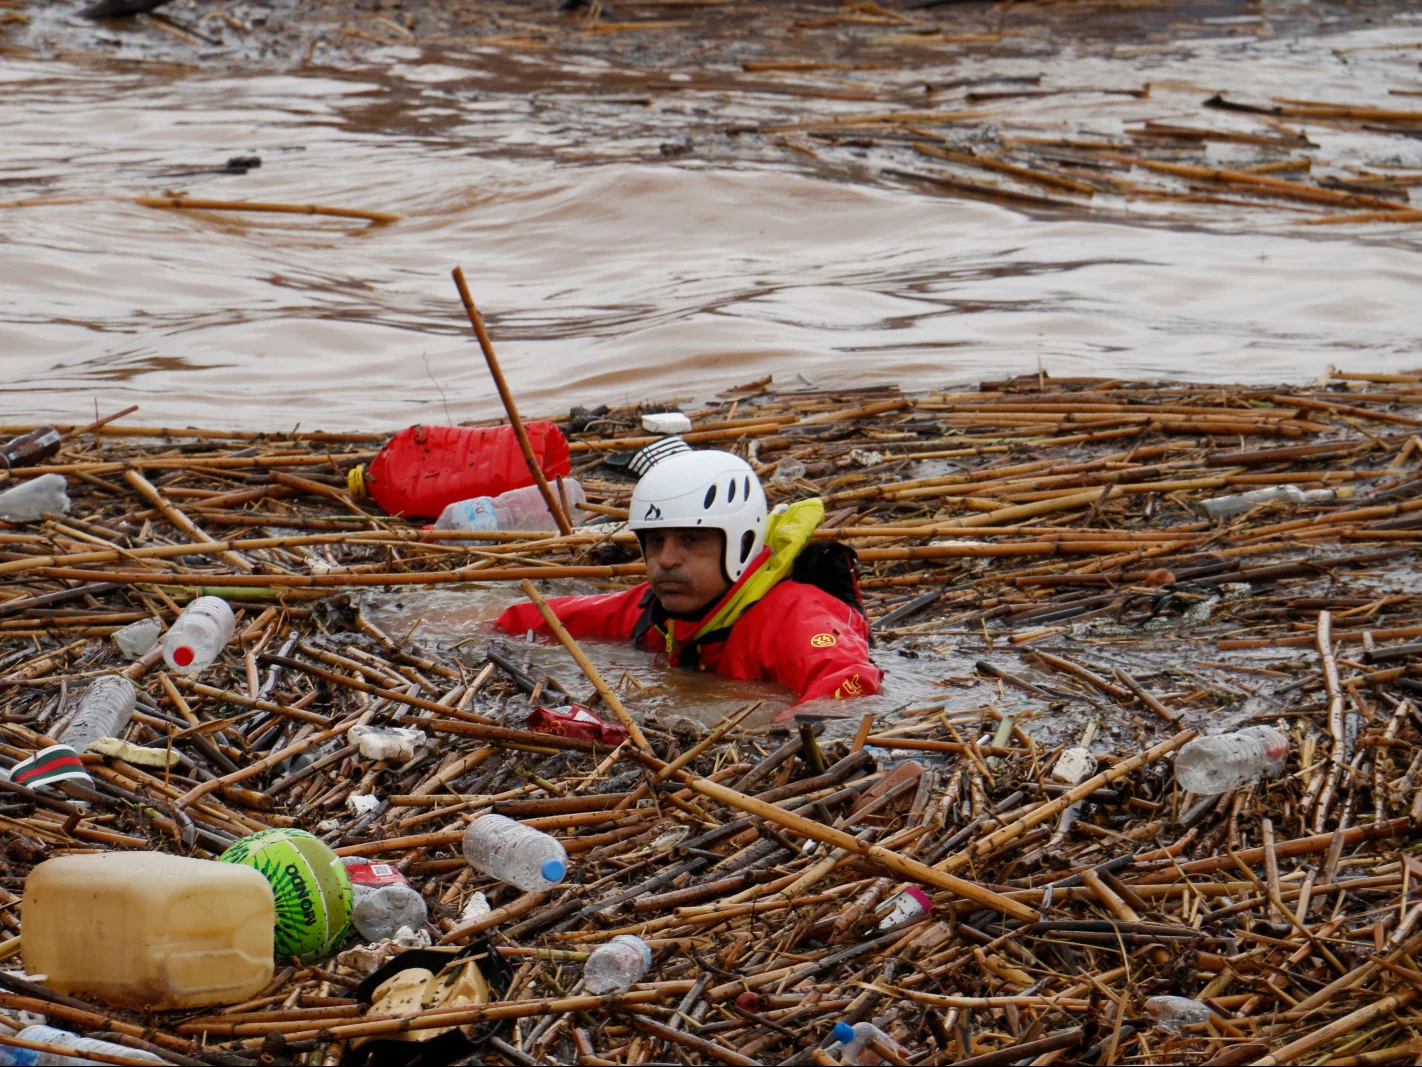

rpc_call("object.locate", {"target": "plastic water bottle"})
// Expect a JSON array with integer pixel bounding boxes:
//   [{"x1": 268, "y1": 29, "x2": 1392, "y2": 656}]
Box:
[
  {"x1": 1175, "y1": 727, "x2": 1289, "y2": 795},
  {"x1": 583, "y1": 934, "x2": 652, "y2": 994},
  {"x1": 15, "y1": 1026, "x2": 165, "y2": 1065},
  {"x1": 1194, "y1": 485, "x2": 1351, "y2": 520},
  {"x1": 162, "y1": 596, "x2": 234, "y2": 672},
  {"x1": 434, "y1": 479, "x2": 588, "y2": 539},
  {"x1": 112, "y1": 617, "x2": 162, "y2": 660},
  {"x1": 831, "y1": 1021, "x2": 909, "y2": 1066},
  {"x1": 0, "y1": 474, "x2": 69, "y2": 522},
  {"x1": 1143, "y1": 995, "x2": 1212, "y2": 1033},
  {"x1": 461, "y1": 813, "x2": 568, "y2": 891},
  {"x1": 341, "y1": 859, "x2": 429, "y2": 942},
  {"x1": 60, "y1": 676, "x2": 136, "y2": 754}
]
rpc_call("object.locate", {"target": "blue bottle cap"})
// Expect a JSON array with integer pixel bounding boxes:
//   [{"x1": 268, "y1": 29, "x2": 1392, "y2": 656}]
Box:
[
  {"x1": 542, "y1": 857, "x2": 566, "y2": 883},
  {"x1": 832, "y1": 1022, "x2": 855, "y2": 1044}
]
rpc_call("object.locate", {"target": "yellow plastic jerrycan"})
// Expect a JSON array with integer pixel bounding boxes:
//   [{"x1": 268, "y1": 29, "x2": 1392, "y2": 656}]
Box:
[{"x1": 22, "y1": 852, "x2": 275, "y2": 1010}]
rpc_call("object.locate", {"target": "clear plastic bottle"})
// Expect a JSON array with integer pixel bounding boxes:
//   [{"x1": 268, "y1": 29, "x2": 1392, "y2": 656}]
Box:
[
  {"x1": 434, "y1": 479, "x2": 588, "y2": 539},
  {"x1": 831, "y1": 1021, "x2": 910, "y2": 1066},
  {"x1": 461, "y1": 813, "x2": 568, "y2": 891},
  {"x1": 583, "y1": 934, "x2": 652, "y2": 994},
  {"x1": 1175, "y1": 726, "x2": 1289, "y2": 795},
  {"x1": 1194, "y1": 485, "x2": 1351, "y2": 521},
  {"x1": 0, "y1": 474, "x2": 69, "y2": 522},
  {"x1": 60, "y1": 676, "x2": 136, "y2": 754},
  {"x1": 14, "y1": 1026, "x2": 165, "y2": 1065},
  {"x1": 112, "y1": 617, "x2": 162, "y2": 660},
  {"x1": 1143, "y1": 995, "x2": 1212, "y2": 1033},
  {"x1": 162, "y1": 596, "x2": 235, "y2": 672},
  {"x1": 341, "y1": 859, "x2": 429, "y2": 942}
]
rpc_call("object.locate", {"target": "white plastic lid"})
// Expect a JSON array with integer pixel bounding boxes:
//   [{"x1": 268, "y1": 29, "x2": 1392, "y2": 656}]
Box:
[{"x1": 541, "y1": 857, "x2": 566, "y2": 883}]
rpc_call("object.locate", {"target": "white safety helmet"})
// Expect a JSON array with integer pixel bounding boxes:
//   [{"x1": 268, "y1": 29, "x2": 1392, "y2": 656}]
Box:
[{"x1": 628, "y1": 450, "x2": 768, "y2": 582}]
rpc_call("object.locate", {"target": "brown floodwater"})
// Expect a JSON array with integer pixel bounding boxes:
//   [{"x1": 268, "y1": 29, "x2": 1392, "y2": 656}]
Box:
[{"x1": 3, "y1": 0, "x2": 1422, "y2": 432}]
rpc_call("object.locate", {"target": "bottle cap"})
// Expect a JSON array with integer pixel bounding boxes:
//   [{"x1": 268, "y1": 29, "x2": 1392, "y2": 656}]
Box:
[
  {"x1": 832, "y1": 1022, "x2": 855, "y2": 1044},
  {"x1": 541, "y1": 857, "x2": 566, "y2": 883},
  {"x1": 347, "y1": 464, "x2": 367, "y2": 497},
  {"x1": 172, "y1": 645, "x2": 195, "y2": 667}
]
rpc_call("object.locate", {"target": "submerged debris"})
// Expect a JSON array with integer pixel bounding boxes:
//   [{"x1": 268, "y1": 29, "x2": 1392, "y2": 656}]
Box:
[{"x1": 2, "y1": 370, "x2": 1422, "y2": 1063}]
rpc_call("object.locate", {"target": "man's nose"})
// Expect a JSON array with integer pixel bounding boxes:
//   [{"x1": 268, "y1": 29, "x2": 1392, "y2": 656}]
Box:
[{"x1": 655, "y1": 539, "x2": 685, "y2": 567}]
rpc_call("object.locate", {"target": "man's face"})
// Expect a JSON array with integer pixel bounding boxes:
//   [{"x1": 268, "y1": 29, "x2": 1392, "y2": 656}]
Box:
[{"x1": 642, "y1": 528, "x2": 731, "y2": 615}]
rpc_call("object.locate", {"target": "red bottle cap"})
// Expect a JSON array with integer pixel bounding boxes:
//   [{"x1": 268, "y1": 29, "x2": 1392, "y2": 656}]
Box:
[{"x1": 172, "y1": 645, "x2": 194, "y2": 666}]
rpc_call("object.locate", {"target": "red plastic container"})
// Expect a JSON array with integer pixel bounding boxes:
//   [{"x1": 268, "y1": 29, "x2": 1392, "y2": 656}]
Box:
[{"x1": 356, "y1": 422, "x2": 571, "y2": 519}]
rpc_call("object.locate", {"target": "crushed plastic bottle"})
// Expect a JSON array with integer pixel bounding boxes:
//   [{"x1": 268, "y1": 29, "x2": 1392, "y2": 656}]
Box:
[
  {"x1": 434, "y1": 479, "x2": 588, "y2": 540},
  {"x1": 351, "y1": 422, "x2": 571, "y2": 520},
  {"x1": 0, "y1": 427, "x2": 62, "y2": 470},
  {"x1": 461, "y1": 813, "x2": 568, "y2": 891},
  {"x1": 877, "y1": 886, "x2": 932, "y2": 930},
  {"x1": 1193, "y1": 484, "x2": 1352, "y2": 521},
  {"x1": 0, "y1": 475, "x2": 69, "y2": 522},
  {"x1": 771, "y1": 457, "x2": 807, "y2": 485},
  {"x1": 1175, "y1": 726, "x2": 1289, "y2": 795},
  {"x1": 583, "y1": 934, "x2": 652, "y2": 994},
  {"x1": 831, "y1": 1021, "x2": 910, "y2": 1066},
  {"x1": 162, "y1": 596, "x2": 234, "y2": 673},
  {"x1": 341, "y1": 859, "x2": 429, "y2": 942},
  {"x1": 349, "y1": 725, "x2": 424, "y2": 762},
  {"x1": 1144, "y1": 995, "x2": 1213, "y2": 1033},
  {"x1": 1052, "y1": 747, "x2": 1096, "y2": 785},
  {"x1": 13, "y1": 1025, "x2": 165, "y2": 1065},
  {"x1": 112, "y1": 617, "x2": 162, "y2": 660},
  {"x1": 59, "y1": 676, "x2": 136, "y2": 754}
]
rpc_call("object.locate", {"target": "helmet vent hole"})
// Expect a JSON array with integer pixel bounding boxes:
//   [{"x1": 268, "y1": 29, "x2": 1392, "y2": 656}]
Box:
[
  {"x1": 703, "y1": 485, "x2": 717, "y2": 509},
  {"x1": 727, "y1": 480, "x2": 737, "y2": 502},
  {"x1": 744, "y1": 476, "x2": 751, "y2": 499},
  {"x1": 741, "y1": 531, "x2": 755, "y2": 562}
]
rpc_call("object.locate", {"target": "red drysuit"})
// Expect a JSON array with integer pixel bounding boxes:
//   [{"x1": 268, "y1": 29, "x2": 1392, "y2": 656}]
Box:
[{"x1": 494, "y1": 579, "x2": 881, "y2": 704}]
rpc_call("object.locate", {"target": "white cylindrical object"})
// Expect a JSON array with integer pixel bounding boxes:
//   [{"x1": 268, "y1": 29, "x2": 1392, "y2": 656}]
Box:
[
  {"x1": 1175, "y1": 726, "x2": 1289, "y2": 796},
  {"x1": 583, "y1": 934, "x2": 652, "y2": 994},
  {"x1": 1193, "y1": 484, "x2": 1340, "y2": 520},
  {"x1": 161, "y1": 596, "x2": 235, "y2": 673},
  {"x1": 16, "y1": 1025, "x2": 165, "y2": 1065},
  {"x1": 0, "y1": 474, "x2": 70, "y2": 522},
  {"x1": 59, "y1": 676, "x2": 136, "y2": 754},
  {"x1": 433, "y1": 496, "x2": 500, "y2": 537},
  {"x1": 831, "y1": 1021, "x2": 909, "y2": 1066},
  {"x1": 1143, "y1": 995, "x2": 1212, "y2": 1033},
  {"x1": 112, "y1": 617, "x2": 162, "y2": 660},
  {"x1": 461, "y1": 813, "x2": 568, "y2": 891}
]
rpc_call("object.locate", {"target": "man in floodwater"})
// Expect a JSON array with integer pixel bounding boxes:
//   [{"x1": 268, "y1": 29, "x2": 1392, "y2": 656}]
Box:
[{"x1": 494, "y1": 449, "x2": 881, "y2": 713}]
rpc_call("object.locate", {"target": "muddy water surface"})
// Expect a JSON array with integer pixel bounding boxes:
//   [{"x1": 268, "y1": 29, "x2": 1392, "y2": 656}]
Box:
[{"x1": 4, "y1": 3, "x2": 1422, "y2": 430}]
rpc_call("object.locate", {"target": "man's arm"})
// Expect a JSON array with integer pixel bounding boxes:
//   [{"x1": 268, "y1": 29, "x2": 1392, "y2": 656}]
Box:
[
  {"x1": 751, "y1": 583, "x2": 882, "y2": 704},
  {"x1": 493, "y1": 585, "x2": 648, "y2": 642}
]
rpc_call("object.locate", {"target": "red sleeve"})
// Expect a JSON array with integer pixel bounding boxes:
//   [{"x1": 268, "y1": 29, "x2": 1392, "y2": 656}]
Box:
[
  {"x1": 493, "y1": 585, "x2": 648, "y2": 642},
  {"x1": 747, "y1": 582, "x2": 881, "y2": 703}
]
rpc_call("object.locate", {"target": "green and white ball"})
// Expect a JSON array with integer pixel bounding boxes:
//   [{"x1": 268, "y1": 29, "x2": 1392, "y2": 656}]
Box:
[{"x1": 220, "y1": 828, "x2": 353, "y2": 962}]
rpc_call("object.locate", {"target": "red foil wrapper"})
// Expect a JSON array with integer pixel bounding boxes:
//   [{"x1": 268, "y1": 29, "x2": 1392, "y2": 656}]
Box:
[{"x1": 527, "y1": 703, "x2": 629, "y2": 746}]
